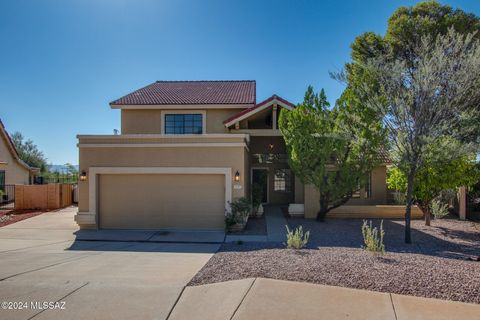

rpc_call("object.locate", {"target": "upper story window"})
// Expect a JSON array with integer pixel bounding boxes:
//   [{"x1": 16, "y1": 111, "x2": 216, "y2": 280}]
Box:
[{"x1": 164, "y1": 114, "x2": 203, "y2": 134}]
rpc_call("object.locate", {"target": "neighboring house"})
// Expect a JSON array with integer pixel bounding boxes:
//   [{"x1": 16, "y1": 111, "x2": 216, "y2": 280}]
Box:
[
  {"x1": 0, "y1": 119, "x2": 37, "y2": 187},
  {"x1": 76, "y1": 80, "x2": 399, "y2": 231}
]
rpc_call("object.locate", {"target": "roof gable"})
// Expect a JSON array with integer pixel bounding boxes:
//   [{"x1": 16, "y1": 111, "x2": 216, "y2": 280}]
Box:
[
  {"x1": 223, "y1": 95, "x2": 295, "y2": 127},
  {"x1": 110, "y1": 80, "x2": 256, "y2": 107},
  {"x1": 0, "y1": 119, "x2": 32, "y2": 171}
]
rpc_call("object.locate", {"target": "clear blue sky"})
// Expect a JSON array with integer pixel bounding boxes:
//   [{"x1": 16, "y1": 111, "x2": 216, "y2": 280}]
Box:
[{"x1": 1, "y1": 0, "x2": 479, "y2": 165}]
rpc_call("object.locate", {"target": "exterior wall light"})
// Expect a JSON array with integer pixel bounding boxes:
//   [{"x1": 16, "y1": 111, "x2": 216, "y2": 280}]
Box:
[
  {"x1": 234, "y1": 171, "x2": 240, "y2": 182},
  {"x1": 80, "y1": 171, "x2": 88, "y2": 182}
]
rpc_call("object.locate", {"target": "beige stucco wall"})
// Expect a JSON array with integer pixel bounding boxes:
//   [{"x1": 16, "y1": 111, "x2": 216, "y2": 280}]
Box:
[
  {"x1": 304, "y1": 165, "x2": 388, "y2": 219},
  {"x1": 78, "y1": 145, "x2": 247, "y2": 220},
  {"x1": 0, "y1": 133, "x2": 29, "y2": 185},
  {"x1": 121, "y1": 109, "x2": 244, "y2": 134}
]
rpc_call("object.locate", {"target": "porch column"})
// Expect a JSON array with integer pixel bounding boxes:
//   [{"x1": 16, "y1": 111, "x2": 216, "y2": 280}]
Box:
[
  {"x1": 272, "y1": 104, "x2": 277, "y2": 129},
  {"x1": 458, "y1": 186, "x2": 467, "y2": 220}
]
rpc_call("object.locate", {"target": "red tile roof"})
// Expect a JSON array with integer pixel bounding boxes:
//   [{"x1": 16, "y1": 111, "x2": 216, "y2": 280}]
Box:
[
  {"x1": 223, "y1": 94, "x2": 296, "y2": 125},
  {"x1": 378, "y1": 147, "x2": 391, "y2": 164},
  {"x1": 110, "y1": 80, "x2": 256, "y2": 106}
]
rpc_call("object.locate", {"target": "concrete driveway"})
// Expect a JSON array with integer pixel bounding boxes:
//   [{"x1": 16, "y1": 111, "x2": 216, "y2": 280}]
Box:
[{"x1": 0, "y1": 207, "x2": 219, "y2": 320}]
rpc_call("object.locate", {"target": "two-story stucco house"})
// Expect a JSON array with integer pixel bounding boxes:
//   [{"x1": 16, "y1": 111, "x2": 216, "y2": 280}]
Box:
[{"x1": 76, "y1": 80, "x2": 399, "y2": 230}]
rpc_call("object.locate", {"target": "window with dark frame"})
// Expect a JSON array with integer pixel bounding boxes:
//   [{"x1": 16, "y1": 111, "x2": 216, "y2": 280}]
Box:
[
  {"x1": 274, "y1": 169, "x2": 291, "y2": 192},
  {"x1": 0, "y1": 171, "x2": 5, "y2": 194},
  {"x1": 0, "y1": 170, "x2": 4, "y2": 187},
  {"x1": 164, "y1": 114, "x2": 203, "y2": 134}
]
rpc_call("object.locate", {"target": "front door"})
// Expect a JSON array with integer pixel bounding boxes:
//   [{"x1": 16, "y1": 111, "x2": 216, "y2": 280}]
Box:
[{"x1": 252, "y1": 168, "x2": 268, "y2": 203}]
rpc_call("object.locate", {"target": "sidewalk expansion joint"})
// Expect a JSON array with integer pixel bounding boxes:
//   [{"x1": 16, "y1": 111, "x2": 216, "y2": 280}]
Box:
[{"x1": 230, "y1": 278, "x2": 257, "y2": 320}]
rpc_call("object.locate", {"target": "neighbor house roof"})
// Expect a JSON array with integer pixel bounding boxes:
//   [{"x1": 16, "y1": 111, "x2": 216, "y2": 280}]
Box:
[
  {"x1": 379, "y1": 149, "x2": 392, "y2": 164},
  {"x1": 0, "y1": 118, "x2": 34, "y2": 171},
  {"x1": 110, "y1": 80, "x2": 256, "y2": 106},
  {"x1": 223, "y1": 94, "x2": 296, "y2": 127}
]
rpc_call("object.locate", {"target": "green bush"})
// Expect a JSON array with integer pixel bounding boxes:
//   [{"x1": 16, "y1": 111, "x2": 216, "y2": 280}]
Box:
[
  {"x1": 285, "y1": 225, "x2": 310, "y2": 249},
  {"x1": 392, "y1": 192, "x2": 406, "y2": 205},
  {"x1": 225, "y1": 197, "x2": 251, "y2": 229},
  {"x1": 430, "y1": 199, "x2": 449, "y2": 219},
  {"x1": 225, "y1": 212, "x2": 239, "y2": 228},
  {"x1": 230, "y1": 197, "x2": 251, "y2": 218},
  {"x1": 361, "y1": 220, "x2": 385, "y2": 256}
]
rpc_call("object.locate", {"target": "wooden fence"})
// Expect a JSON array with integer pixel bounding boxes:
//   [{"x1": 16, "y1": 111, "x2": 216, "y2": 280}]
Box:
[{"x1": 15, "y1": 184, "x2": 73, "y2": 210}]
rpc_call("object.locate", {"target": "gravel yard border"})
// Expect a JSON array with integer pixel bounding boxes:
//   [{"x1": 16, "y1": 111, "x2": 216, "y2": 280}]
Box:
[{"x1": 189, "y1": 218, "x2": 480, "y2": 304}]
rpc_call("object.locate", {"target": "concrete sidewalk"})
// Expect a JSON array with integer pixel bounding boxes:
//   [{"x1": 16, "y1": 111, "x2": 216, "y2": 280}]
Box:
[
  {"x1": 265, "y1": 206, "x2": 287, "y2": 242},
  {"x1": 168, "y1": 278, "x2": 480, "y2": 320}
]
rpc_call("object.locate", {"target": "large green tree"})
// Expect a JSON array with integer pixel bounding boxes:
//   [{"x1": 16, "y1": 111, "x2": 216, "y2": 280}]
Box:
[
  {"x1": 279, "y1": 87, "x2": 384, "y2": 221},
  {"x1": 387, "y1": 139, "x2": 480, "y2": 226},
  {"x1": 11, "y1": 132, "x2": 48, "y2": 172},
  {"x1": 336, "y1": 1, "x2": 480, "y2": 243}
]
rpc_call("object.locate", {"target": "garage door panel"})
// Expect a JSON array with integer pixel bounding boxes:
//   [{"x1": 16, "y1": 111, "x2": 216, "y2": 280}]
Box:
[{"x1": 99, "y1": 174, "x2": 225, "y2": 230}]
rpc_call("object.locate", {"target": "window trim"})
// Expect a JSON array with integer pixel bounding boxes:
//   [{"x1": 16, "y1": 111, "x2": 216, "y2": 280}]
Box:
[{"x1": 160, "y1": 110, "x2": 206, "y2": 135}]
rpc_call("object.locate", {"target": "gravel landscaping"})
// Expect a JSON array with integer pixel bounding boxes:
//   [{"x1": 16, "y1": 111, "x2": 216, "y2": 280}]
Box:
[{"x1": 189, "y1": 218, "x2": 480, "y2": 304}]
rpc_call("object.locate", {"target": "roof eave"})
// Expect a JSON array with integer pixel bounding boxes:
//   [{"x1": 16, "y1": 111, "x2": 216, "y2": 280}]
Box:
[{"x1": 110, "y1": 103, "x2": 254, "y2": 110}]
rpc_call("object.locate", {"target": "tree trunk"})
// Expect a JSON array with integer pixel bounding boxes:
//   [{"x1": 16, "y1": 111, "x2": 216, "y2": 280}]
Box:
[
  {"x1": 418, "y1": 202, "x2": 431, "y2": 226},
  {"x1": 317, "y1": 197, "x2": 328, "y2": 222},
  {"x1": 404, "y1": 167, "x2": 416, "y2": 244},
  {"x1": 424, "y1": 204, "x2": 431, "y2": 226}
]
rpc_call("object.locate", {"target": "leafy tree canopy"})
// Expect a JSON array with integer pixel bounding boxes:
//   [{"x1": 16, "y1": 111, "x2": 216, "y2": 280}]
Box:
[
  {"x1": 279, "y1": 86, "x2": 384, "y2": 220},
  {"x1": 387, "y1": 138, "x2": 480, "y2": 207},
  {"x1": 335, "y1": 1, "x2": 480, "y2": 242},
  {"x1": 11, "y1": 131, "x2": 48, "y2": 172}
]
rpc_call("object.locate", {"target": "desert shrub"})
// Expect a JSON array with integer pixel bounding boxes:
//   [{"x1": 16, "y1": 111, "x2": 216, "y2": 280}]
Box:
[
  {"x1": 361, "y1": 220, "x2": 385, "y2": 255},
  {"x1": 392, "y1": 192, "x2": 406, "y2": 205},
  {"x1": 431, "y1": 199, "x2": 449, "y2": 219},
  {"x1": 225, "y1": 211, "x2": 239, "y2": 228},
  {"x1": 230, "y1": 197, "x2": 251, "y2": 219},
  {"x1": 285, "y1": 225, "x2": 310, "y2": 249},
  {"x1": 225, "y1": 197, "x2": 251, "y2": 229}
]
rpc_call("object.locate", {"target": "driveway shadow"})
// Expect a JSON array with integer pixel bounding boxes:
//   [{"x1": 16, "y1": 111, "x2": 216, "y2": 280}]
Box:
[
  {"x1": 66, "y1": 239, "x2": 221, "y2": 254},
  {"x1": 69, "y1": 229, "x2": 223, "y2": 253}
]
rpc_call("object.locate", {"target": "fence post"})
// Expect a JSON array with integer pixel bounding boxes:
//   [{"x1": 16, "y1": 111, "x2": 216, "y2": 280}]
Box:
[
  {"x1": 458, "y1": 186, "x2": 466, "y2": 221},
  {"x1": 14, "y1": 185, "x2": 23, "y2": 210}
]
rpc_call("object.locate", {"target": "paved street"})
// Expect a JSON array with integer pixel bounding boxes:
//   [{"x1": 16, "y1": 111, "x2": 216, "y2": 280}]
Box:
[{"x1": 0, "y1": 207, "x2": 219, "y2": 320}]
